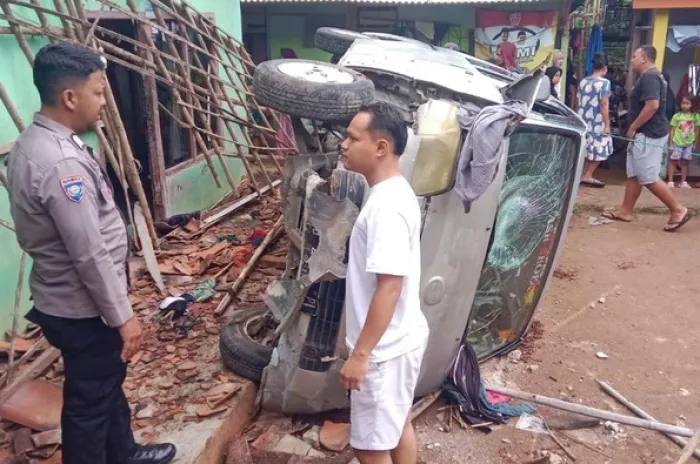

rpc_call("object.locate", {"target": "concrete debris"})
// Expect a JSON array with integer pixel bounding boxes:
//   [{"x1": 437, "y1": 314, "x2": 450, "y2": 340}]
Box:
[
  {"x1": 507, "y1": 349, "x2": 523, "y2": 364},
  {"x1": 135, "y1": 404, "x2": 158, "y2": 420},
  {"x1": 596, "y1": 351, "x2": 609, "y2": 359},
  {"x1": 319, "y1": 421, "x2": 350, "y2": 452},
  {"x1": 195, "y1": 404, "x2": 229, "y2": 418},
  {"x1": 0, "y1": 380, "x2": 62, "y2": 431},
  {"x1": 225, "y1": 437, "x2": 253, "y2": 464},
  {"x1": 301, "y1": 426, "x2": 320, "y2": 449},
  {"x1": 12, "y1": 429, "x2": 33, "y2": 456},
  {"x1": 31, "y1": 429, "x2": 61, "y2": 448},
  {"x1": 252, "y1": 425, "x2": 326, "y2": 459}
]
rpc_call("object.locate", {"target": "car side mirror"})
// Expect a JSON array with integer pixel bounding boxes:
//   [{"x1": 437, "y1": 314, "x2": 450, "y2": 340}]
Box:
[{"x1": 501, "y1": 69, "x2": 549, "y2": 112}]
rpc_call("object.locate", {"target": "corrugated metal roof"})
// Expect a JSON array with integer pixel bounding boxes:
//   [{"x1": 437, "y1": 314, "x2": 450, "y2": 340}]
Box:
[{"x1": 242, "y1": 0, "x2": 551, "y2": 4}]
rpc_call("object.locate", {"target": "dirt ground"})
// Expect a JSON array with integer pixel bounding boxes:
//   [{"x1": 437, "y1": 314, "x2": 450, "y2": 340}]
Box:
[{"x1": 413, "y1": 175, "x2": 700, "y2": 464}]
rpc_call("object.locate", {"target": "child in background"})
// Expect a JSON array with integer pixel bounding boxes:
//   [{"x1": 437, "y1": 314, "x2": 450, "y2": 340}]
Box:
[{"x1": 668, "y1": 96, "x2": 700, "y2": 188}]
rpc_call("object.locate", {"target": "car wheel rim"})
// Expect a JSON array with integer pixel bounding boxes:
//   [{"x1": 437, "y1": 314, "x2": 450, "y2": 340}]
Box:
[{"x1": 278, "y1": 61, "x2": 355, "y2": 84}]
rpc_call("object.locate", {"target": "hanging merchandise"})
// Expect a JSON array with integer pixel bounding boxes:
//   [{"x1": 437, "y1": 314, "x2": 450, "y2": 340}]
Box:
[
  {"x1": 689, "y1": 64, "x2": 700, "y2": 98},
  {"x1": 585, "y1": 24, "x2": 604, "y2": 76}
]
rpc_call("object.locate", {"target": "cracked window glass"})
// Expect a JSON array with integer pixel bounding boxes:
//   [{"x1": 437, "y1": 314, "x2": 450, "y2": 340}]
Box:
[{"x1": 465, "y1": 127, "x2": 579, "y2": 358}]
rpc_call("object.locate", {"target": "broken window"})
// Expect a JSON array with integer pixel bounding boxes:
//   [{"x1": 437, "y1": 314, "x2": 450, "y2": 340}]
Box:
[{"x1": 465, "y1": 127, "x2": 579, "y2": 358}]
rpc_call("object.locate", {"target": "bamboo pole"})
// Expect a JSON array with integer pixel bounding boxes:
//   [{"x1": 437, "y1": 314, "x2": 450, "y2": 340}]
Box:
[
  {"x1": 678, "y1": 430, "x2": 700, "y2": 464},
  {"x1": 167, "y1": 11, "x2": 268, "y2": 192},
  {"x1": 215, "y1": 217, "x2": 283, "y2": 316},
  {"x1": 122, "y1": 0, "x2": 225, "y2": 190},
  {"x1": 0, "y1": 1, "x2": 34, "y2": 64},
  {"x1": 147, "y1": 2, "x2": 238, "y2": 192},
  {"x1": 0, "y1": 218, "x2": 15, "y2": 231},
  {"x1": 0, "y1": 12, "x2": 275, "y2": 139},
  {"x1": 6, "y1": 252, "x2": 27, "y2": 384},
  {"x1": 598, "y1": 381, "x2": 700, "y2": 461},
  {"x1": 487, "y1": 385, "x2": 697, "y2": 438},
  {"x1": 2, "y1": 0, "x2": 251, "y2": 103},
  {"x1": 0, "y1": 79, "x2": 25, "y2": 133}
]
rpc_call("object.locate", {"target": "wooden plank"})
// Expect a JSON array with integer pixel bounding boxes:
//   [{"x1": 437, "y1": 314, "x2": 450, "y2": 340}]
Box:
[
  {"x1": 201, "y1": 179, "x2": 281, "y2": 228},
  {"x1": 0, "y1": 347, "x2": 61, "y2": 406}
]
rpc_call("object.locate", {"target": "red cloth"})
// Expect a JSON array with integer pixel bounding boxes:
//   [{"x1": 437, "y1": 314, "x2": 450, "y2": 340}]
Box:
[
  {"x1": 678, "y1": 73, "x2": 689, "y2": 103},
  {"x1": 485, "y1": 390, "x2": 511, "y2": 405}
]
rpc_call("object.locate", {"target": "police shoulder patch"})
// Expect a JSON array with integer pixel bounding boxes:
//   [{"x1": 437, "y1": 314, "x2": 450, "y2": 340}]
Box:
[{"x1": 60, "y1": 176, "x2": 85, "y2": 203}]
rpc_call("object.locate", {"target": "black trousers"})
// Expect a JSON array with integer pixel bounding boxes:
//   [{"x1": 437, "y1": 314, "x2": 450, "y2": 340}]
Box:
[{"x1": 27, "y1": 308, "x2": 137, "y2": 464}]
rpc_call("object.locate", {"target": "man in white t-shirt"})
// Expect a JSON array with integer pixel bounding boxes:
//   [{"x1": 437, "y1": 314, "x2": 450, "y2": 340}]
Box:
[{"x1": 339, "y1": 102, "x2": 430, "y2": 464}]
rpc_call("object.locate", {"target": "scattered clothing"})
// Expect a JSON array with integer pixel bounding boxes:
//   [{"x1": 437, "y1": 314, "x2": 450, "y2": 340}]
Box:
[
  {"x1": 579, "y1": 76, "x2": 613, "y2": 161},
  {"x1": 189, "y1": 277, "x2": 216, "y2": 302},
  {"x1": 455, "y1": 101, "x2": 528, "y2": 212},
  {"x1": 666, "y1": 26, "x2": 700, "y2": 53},
  {"x1": 442, "y1": 344, "x2": 534, "y2": 433}
]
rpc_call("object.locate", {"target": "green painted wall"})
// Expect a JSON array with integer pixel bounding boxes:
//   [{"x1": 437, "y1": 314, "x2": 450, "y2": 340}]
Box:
[
  {"x1": 166, "y1": 155, "x2": 244, "y2": 215},
  {"x1": 0, "y1": 0, "x2": 243, "y2": 334},
  {"x1": 268, "y1": 15, "x2": 332, "y2": 61}
]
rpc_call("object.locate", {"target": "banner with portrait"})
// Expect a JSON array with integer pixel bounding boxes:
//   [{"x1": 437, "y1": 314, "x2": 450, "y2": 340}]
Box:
[{"x1": 474, "y1": 10, "x2": 558, "y2": 72}]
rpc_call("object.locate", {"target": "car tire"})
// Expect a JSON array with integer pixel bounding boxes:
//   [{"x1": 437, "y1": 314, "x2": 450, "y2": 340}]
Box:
[
  {"x1": 219, "y1": 307, "x2": 274, "y2": 382},
  {"x1": 314, "y1": 27, "x2": 367, "y2": 55},
  {"x1": 253, "y1": 59, "x2": 375, "y2": 122}
]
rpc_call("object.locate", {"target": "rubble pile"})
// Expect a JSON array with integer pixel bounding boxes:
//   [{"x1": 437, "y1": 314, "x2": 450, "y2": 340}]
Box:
[{"x1": 0, "y1": 183, "x2": 288, "y2": 462}]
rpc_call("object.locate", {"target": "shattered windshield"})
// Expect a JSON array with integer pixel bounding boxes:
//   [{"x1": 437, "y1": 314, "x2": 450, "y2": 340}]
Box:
[{"x1": 465, "y1": 127, "x2": 580, "y2": 358}]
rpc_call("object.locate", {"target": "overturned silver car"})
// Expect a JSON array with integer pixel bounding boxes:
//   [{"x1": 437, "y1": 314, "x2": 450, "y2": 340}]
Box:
[{"x1": 219, "y1": 28, "x2": 586, "y2": 414}]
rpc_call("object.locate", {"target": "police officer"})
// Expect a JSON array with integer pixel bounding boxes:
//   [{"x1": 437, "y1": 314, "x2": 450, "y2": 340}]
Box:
[{"x1": 6, "y1": 43, "x2": 176, "y2": 464}]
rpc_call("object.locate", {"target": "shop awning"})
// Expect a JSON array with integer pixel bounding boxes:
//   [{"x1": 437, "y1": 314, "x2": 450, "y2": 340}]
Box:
[
  {"x1": 633, "y1": 0, "x2": 700, "y2": 9},
  {"x1": 242, "y1": 0, "x2": 554, "y2": 4}
]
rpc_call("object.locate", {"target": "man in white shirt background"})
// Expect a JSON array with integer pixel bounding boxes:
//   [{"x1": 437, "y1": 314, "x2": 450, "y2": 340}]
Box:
[{"x1": 339, "y1": 102, "x2": 430, "y2": 464}]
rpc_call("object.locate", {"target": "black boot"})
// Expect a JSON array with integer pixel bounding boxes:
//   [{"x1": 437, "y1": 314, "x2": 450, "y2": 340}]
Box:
[{"x1": 125, "y1": 443, "x2": 177, "y2": 464}]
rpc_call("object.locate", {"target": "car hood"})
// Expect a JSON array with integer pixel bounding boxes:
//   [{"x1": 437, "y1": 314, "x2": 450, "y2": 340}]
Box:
[{"x1": 339, "y1": 38, "x2": 505, "y2": 105}]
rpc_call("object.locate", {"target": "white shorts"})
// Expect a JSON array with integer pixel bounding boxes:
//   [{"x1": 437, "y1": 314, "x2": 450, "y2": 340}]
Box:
[{"x1": 350, "y1": 342, "x2": 427, "y2": 451}]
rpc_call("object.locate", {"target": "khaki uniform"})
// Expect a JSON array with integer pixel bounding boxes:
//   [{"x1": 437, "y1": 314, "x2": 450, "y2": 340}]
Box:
[{"x1": 6, "y1": 113, "x2": 133, "y2": 327}]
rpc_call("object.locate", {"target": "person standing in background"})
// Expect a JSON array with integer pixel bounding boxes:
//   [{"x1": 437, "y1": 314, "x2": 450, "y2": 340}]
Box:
[
  {"x1": 603, "y1": 45, "x2": 692, "y2": 232},
  {"x1": 6, "y1": 43, "x2": 176, "y2": 464},
  {"x1": 579, "y1": 52, "x2": 612, "y2": 188}
]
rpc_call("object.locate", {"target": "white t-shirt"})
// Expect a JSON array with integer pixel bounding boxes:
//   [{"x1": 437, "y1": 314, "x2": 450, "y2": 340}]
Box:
[{"x1": 345, "y1": 175, "x2": 429, "y2": 363}]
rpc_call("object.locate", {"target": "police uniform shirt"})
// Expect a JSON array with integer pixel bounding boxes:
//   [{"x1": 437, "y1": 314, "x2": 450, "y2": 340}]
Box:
[{"x1": 6, "y1": 113, "x2": 133, "y2": 327}]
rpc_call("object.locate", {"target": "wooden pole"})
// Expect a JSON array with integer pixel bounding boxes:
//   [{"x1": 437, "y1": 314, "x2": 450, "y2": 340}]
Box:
[
  {"x1": 0, "y1": 67, "x2": 26, "y2": 133},
  {"x1": 147, "y1": 2, "x2": 238, "y2": 192},
  {"x1": 7, "y1": 252, "x2": 27, "y2": 384},
  {"x1": 0, "y1": 1, "x2": 35, "y2": 65},
  {"x1": 215, "y1": 217, "x2": 283, "y2": 316},
  {"x1": 678, "y1": 429, "x2": 700, "y2": 464},
  {"x1": 598, "y1": 380, "x2": 700, "y2": 461},
  {"x1": 486, "y1": 385, "x2": 696, "y2": 438}
]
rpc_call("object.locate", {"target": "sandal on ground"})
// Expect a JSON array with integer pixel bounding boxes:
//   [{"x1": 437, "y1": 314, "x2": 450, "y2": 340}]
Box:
[
  {"x1": 581, "y1": 178, "x2": 605, "y2": 188},
  {"x1": 664, "y1": 211, "x2": 693, "y2": 232},
  {"x1": 667, "y1": 182, "x2": 675, "y2": 188},
  {"x1": 601, "y1": 212, "x2": 633, "y2": 223},
  {"x1": 681, "y1": 182, "x2": 692, "y2": 189}
]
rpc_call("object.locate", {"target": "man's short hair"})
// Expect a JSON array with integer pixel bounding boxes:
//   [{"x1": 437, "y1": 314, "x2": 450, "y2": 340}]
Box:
[
  {"x1": 638, "y1": 45, "x2": 657, "y2": 63},
  {"x1": 592, "y1": 52, "x2": 608, "y2": 71},
  {"x1": 33, "y1": 42, "x2": 105, "y2": 106},
  {"x1": 358, "y1": 102, "x2": 408, "y2": 156}
]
